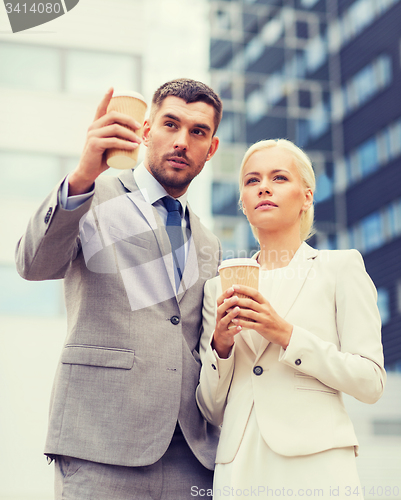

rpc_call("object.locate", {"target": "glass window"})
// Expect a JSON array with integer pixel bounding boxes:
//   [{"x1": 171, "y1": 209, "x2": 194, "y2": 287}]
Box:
[
  {"x1": 0, "y1": 265, "x2": 62, "y2": 317},
  {"x1": 315, "y1": 173, "x2": 333, "y2": 203},
  {"x1": 0, "y1": 42, "x2": 61, "y2": 92},
  {"x1": 296, "y1": 119, "x2": 309, "y2": 148},
  {"x1": 389, "y1": 120, "x2": 401, "y2": 158},
  {"x1": 212, "y1": 182, "x2": 239, "y2": 216},
  {"x1": 246, "y1": 90, "x2": 266, "y2": 124},
  {"x1": 387, "y1": 199, "x2": 401, "y2": 237},
  {"x1": 300, "y1": 0, "x2": 320, "y2": 7},
  {"x1": 309, "y1": 101, "x2": 330, "y2": 140},
  {"x1": 305, "y1": 35, "x2": 327, "y2": 73},
  {"x1": 377, "y1": 128, "x2": 392, "y2": 164},
  {"x1": 357, "y1": 138, "x2": 379, "y2": 176},
  {"x1": 65, "y1": 50, "x2": 139, "y2": 94},
  {"x1": 217, "y1": 113, "x2": 235, "y2": 143},
  {"x1": 0, "y1": 151, "x2": 62, "y2": 200},
  {"x1": 261, "y1": 17, "x2": 284, "y2": 46},
  {"x1": 264, "y1": 72, "x2": 284, "y2": 106},
  {"x1": 342, "y1": 55, "x2": 392, "y2": 116},
  {"x1": 377, "y1": 287, "x2": 391, "y2": 325},
  {"x1": 361, "y1": 211, "x2": 384, "y2": 253},
  {"x1": 216, "y1": 8, "x2": 232, "y2": 30},
  {"x1": 244, "y1": 37, "x2": 264, "y2": 67}
]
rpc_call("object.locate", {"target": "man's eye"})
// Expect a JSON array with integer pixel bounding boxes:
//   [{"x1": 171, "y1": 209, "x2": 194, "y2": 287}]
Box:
[{"x1": 193, "y1": 129, "x2": 205, "y2": 136}]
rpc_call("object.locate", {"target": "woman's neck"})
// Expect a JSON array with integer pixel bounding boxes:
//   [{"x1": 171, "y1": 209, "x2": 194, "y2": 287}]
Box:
[{"x1": 257, "y1": 232, "x2": 303, "y2": 270}]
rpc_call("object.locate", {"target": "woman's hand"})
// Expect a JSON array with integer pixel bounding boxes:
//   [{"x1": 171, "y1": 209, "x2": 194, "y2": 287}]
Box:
[
  {"x1": 231, "y1": 285, "x2": 293, "y2": 349},
  {"x1": 212, "y1": 287, "x2": 242, "y2": 359}
]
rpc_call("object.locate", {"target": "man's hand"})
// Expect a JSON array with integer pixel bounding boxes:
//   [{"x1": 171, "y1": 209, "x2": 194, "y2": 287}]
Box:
[{"x1": 68, "y1": 88, "x2": 143, "y2": 196}]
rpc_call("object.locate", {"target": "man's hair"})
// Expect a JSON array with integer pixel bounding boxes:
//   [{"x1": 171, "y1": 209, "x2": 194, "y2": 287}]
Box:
[{"x1": 150, "y1": 78, "x2": 223, "y2": 135}]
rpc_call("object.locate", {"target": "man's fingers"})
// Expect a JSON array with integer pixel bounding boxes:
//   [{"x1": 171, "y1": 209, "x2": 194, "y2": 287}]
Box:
[
  {"x1": 90, "y1": 123, "x2": 142, "y2": 145},
  {"x1": 94, "y1": 88, "x2": 114, "y2": 121}
]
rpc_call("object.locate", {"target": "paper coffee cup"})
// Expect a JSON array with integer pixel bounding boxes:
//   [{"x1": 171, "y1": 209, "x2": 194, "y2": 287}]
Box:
[
  {"x1": 218, "y1": 258, "x2": 260, "y2": 324},
  {"x1": 106, "y1": 90, "x2": 147, "y2": 170}
]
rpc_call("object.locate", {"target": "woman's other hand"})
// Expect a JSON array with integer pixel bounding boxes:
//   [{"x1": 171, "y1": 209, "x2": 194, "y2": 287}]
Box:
[
  {"x1": 231, "y1": 285, "x2": 293, "y2": 349},
  {"x1": 212, "y1": 287, "x2": 242, "y2": 359}
]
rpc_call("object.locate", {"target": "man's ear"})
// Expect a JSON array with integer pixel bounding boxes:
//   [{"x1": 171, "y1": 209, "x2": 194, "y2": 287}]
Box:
[
  {"x1": 206, "y1": 136, "x2": 219, "y2": 161},
  {"x1": 142, "y1": 119, "x2": 151, "y2": 146}
]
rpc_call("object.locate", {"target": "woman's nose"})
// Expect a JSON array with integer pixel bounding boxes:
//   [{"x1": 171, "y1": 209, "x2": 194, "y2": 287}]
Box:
[{"x1": 259, "y1": 185, "x2": 271, "y2": 195}]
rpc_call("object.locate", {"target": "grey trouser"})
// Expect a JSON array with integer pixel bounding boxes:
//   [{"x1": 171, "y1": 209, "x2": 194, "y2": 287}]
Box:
[{"x1": 54, "y1": 429, "x2": 213, "y2": 500}]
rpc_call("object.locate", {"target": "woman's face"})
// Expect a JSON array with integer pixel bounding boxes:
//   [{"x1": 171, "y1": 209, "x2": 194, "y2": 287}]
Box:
[{"x1": 241, "y1": 147, "x2": 313, "y2": 237}]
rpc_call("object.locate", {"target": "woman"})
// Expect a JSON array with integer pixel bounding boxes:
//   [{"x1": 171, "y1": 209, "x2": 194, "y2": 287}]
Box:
[{"x1": 196, "y1": 139, "x2": 386, "y2": 499}]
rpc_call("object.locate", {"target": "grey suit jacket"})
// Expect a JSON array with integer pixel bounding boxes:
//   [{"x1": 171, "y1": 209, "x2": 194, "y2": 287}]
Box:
[{"x1": 15, "y1": 169, "x2": 221, "y2": 468}]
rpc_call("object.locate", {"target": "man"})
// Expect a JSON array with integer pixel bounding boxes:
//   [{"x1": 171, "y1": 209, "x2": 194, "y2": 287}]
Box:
[{"x1": 16, "y1": 78, "x2": 222, "y2": 499}]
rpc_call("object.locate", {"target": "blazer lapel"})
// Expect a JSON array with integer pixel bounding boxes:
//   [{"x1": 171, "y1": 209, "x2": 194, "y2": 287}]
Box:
[
  {"x1": 254, "y1": 242, "x2": 318, "y2": 360},
  {"x1": 118, "y1": 170, "x2": 177, "y2": 293}
]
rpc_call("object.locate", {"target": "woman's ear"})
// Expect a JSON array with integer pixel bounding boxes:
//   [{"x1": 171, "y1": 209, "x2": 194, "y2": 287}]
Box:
[{"x1": 302, "y1": 189, "x2": 313, "y2": 212}]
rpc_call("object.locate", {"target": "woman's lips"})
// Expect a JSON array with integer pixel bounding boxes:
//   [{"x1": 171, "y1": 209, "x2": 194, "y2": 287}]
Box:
[{"x1": 255, "y1": 200, "x2": 278, "y2": 210}]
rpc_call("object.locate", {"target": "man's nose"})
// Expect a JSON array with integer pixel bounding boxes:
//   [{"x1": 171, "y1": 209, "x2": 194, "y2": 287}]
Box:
[{"x1": 173, "y1": 129, "x2": 189, "y2": 150}]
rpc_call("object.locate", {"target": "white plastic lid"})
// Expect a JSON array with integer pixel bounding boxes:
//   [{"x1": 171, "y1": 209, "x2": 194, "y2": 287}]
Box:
[
  {"x1": 218, "y1": 258, "x2": 260, "y2": 271},
  {"x1": 112, "y1": 90, "x2": 146, "y2": 103}
]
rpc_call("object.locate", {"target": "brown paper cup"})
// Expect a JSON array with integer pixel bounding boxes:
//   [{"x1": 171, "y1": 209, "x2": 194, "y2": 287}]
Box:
[
  {"x1": 106, "y1": 91, "x2": 147, "y2": 170},
  {"x1": 218, "y1": 258, "x2": 260, "y2": 324}
]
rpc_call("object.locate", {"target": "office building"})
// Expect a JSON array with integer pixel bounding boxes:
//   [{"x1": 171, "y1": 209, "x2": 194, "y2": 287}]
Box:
[{"x1": 208, "y1": 0, "x2": 401, "y2": 368}]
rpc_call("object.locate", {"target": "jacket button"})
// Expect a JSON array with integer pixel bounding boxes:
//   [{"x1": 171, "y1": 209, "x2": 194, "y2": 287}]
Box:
[
  {"x1": 44, "y1": 207, "x2": 52, "y2": 224},
  {"x1": 170, "y1": 315, "x2": 180, "y2": 325},
  {"x1": 295, "y1": 359, "x2": 302, "y2": 366},
  {"x1": 211, "y1": 364, "x2": 217, "y2": 370},
  {"x1": 253, "y1": 366, "x2": 263, "y2": 376}
]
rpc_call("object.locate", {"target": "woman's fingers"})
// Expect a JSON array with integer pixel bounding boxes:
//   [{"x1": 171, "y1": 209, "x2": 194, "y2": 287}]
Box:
[{"x1": 232, "y1": 284, "x2": 264, "y2": 303}]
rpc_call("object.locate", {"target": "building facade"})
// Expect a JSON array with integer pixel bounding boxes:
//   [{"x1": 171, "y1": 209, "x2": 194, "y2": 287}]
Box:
[
  {"x1": 208, "y1": 0, "x2": 401, "y2": 368},
  {"x1": 0, "y1": 1, "x2": 211, "y2": 498}
]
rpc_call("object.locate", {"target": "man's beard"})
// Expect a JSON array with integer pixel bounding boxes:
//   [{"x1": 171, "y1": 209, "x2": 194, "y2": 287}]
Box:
[{"x1": 147, "y1": 147, "x2": 208, "y2": 192}]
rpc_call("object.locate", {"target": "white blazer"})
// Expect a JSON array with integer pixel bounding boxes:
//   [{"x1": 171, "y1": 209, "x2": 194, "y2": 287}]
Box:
[{"x1": 196, "y1": 243, "x2": 386, "y2": 464}]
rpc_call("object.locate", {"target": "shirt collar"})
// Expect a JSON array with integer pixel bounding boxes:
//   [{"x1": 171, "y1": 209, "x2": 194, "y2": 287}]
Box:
[{"x1": 133, "y1": 162, "x2": 188, "y2": 214}]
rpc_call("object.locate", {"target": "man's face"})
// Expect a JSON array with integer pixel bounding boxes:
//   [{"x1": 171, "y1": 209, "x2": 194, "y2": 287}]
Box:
[{"x1": 143, "y1": 96, "x2": 219, "y2": 198}]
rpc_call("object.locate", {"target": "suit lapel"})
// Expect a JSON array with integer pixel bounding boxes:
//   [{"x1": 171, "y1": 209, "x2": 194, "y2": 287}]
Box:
[
  {"x1": 254, "y1": 242, "x2": 318, "y2": 361},
  {"x1": 118, "y1": 170, "x2": 177, "y2": 293}
]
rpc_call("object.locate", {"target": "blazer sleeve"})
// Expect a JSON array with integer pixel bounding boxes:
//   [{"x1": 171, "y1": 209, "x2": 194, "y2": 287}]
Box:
[
  {"x1": 280, "y1": 249, "x2": 386, "y2": 404},
  {"x1": 15, "y1": 178, "x2": 93, "y2": 281},
  {"x1": 196, "y1": 277, "x2": 235, "y2": 426}
]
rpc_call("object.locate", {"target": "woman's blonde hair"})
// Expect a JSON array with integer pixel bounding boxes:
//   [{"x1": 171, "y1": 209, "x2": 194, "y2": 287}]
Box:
[{"x1": 239, "y1": 139, "x2": 316, "y2": 242}]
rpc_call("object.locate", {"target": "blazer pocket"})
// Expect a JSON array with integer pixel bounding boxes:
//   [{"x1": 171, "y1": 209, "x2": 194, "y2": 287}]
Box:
[
  {"x1": 61, "y1": 344, "x2": 135, "y2": 370},
  {"x1": 109, "y1": 226, "x2": 151, "y2": 249},
  {"x1": 294, "y1": 371, "x2": 337, "y2": 395}
]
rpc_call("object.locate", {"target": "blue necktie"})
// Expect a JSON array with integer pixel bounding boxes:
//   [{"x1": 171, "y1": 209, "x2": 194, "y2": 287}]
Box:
[{"x1": 162, "y1": 196, "x2": 185, "y2": 290}]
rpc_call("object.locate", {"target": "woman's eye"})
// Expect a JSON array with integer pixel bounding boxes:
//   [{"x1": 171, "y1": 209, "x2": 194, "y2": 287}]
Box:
[
  {"x1": 246, "y1": 178, "x2": 258, "y2": 185},
  {"x1": 274, "y1": 175, "x2": 288, "y2": 181}
]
